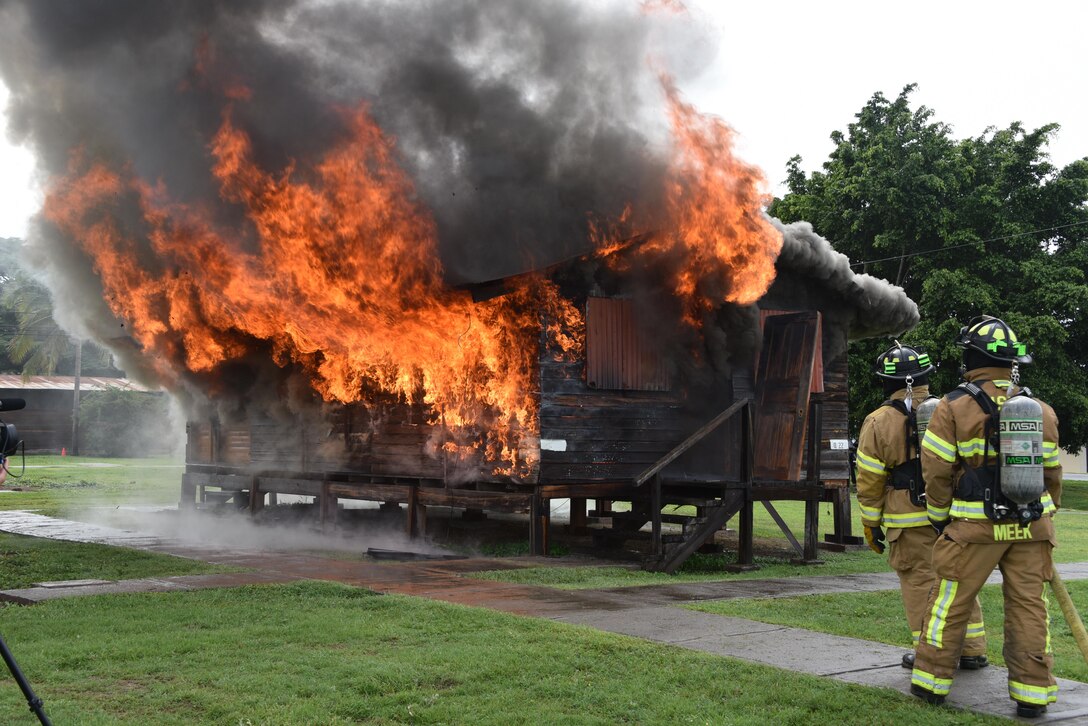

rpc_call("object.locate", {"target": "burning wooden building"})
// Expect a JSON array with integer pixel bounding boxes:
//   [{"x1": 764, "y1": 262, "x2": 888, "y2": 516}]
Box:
[
  {"x1": 182, "y1": 220, "x2": 917, "y2": 572},
  {"x1": 7, "y1": 7, "x2": 915, "y2": 571}
]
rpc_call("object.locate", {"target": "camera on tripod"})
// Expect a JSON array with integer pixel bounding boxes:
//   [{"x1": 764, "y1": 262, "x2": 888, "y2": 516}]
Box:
[{"x1": 0, "y1": 397, "x2": 26, "y2": 465}]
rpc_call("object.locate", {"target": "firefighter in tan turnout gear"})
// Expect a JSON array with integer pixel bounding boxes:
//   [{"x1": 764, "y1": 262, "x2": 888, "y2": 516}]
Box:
[
  {"x1": 855, "y1": 342, "x2": 988, "y2": 670},
  {"x1": 911, "y1": 316, "x2": 1062, "y2": 719}
]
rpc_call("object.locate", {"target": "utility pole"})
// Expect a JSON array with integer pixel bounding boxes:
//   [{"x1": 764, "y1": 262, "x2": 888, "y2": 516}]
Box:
[{"x1": 70, "y1": 338, "x2": 81, "y2": 455}]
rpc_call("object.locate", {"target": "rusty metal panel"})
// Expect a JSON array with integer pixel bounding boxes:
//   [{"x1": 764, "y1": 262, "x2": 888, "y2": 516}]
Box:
[{"x1": 585, "y1": 297, "x2": 669, "y2": 391}]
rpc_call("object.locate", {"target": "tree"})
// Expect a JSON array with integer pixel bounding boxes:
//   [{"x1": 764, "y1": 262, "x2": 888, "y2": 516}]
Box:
[
  {"x1": 0, "y1": 265, "x2": 120, "y2": 377},
  {"x1": 770, "y1": 85, "x2": 1088, "y2": 451}
]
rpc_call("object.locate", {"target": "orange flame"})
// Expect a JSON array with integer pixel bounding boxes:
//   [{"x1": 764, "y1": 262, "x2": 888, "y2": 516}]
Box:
[
  {"x1": 43, "y1": 71, "x2": 780, "y2": 475},
  {"x1": 44, "y1": 105, "x2": 582, "y2": 474},
  {"x1": 595, "y1": 76, "x2": 782, "y2": 328}
]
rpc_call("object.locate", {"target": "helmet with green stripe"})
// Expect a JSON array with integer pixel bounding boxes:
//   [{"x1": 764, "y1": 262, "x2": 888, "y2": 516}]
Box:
[
  {"x1": 873, "y1": 341, "x2": 935, "y2": 380},
  {"x1": 956, "y1": 315, "x2": 1032, "y2": 365}
]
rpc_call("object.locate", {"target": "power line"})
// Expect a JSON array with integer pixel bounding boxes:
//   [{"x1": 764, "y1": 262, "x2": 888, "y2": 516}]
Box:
[{"x1": 848, "y1": 220, "x2": 1088, "y2": 268}]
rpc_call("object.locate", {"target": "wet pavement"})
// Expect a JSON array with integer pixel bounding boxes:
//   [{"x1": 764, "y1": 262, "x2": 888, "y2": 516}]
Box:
[{"x1": 4, "y1": 509, "x2": 1088, "y2": 721}]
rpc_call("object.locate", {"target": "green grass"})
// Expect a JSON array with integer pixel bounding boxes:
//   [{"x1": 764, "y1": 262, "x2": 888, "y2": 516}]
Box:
[
  {"x1": 0, "y1": 581, "x2": 1007, "y2": 725},
  {"x1": 473, "y1": 481, "x2": 1088, "y2": 590},
  {"x1": 687, "y1": 579, "x2": 1088, "y2": 684},
  {"x1": 0, "y1": 531, "x2": 240, "y2": 589},
  {"x1": 0, "y1": 454, "x2": 183, "y2": 516}
]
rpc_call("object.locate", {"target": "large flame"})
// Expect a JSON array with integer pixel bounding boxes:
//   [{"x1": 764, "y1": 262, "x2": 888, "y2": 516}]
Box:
[
  {"x1": 595, "y1": 77, "x2": 782, "y2": 328},
  {"x1": 42, "y1": 71, "x2": 779, "y2": 475},
  {"x1": 44, "y1": 104, "x2": 583, "y2": 474}
]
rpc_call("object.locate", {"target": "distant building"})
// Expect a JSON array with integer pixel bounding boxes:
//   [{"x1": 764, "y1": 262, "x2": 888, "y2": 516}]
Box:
[
  {"x1": 0, "y1": 375, "x2": 155, "y2": 453},
  {"x1": 1061, "y1": 448, "x2": 1087, "y2": 476}
]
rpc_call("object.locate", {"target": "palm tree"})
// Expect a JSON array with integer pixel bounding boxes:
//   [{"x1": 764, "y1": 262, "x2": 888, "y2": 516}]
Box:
[{"x1": 2, "y1": 271, "x2": 84, "y2": 452}]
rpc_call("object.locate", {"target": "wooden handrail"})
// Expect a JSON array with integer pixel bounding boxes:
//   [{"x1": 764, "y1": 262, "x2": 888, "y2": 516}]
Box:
[{"x1": 633, "y1": 398, "x2": 751, "y2": 487}]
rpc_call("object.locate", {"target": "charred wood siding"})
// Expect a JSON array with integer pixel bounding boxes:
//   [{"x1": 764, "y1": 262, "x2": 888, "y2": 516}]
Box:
[{"x1": 538, "y1": 358, "x2": 698, "y2": 482}]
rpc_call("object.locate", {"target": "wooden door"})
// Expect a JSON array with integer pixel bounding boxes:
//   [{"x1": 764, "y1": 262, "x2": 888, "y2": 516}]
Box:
[{"x1": 753, "y1": 311, "x2": 820, "y2": 480}]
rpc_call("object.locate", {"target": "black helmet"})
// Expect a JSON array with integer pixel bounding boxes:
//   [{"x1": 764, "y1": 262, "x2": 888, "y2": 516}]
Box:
[
  {"x1": 874, "y1": 341, "x2": 935, "y2": 380},
  {"x1": 956, "y1": 315, "x2": 1032, "y2": 365}
]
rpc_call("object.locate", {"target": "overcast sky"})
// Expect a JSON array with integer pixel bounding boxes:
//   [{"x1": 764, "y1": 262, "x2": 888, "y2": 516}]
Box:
[{"x1": 1, "y1": 0, "x2": 1085, "y2": 239}]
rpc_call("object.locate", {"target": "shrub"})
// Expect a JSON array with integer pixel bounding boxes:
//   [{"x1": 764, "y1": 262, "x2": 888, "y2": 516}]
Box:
[{"x1": 78, "y1": 388, "x2": 176, "y2": 457}]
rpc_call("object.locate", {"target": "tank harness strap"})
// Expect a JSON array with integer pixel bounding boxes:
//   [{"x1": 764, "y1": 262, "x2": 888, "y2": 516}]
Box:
[
  {"x1": 881, "y1": 398, "x2": 925, "y2": 506},
  {"x1": 955, "y1": 381, "x2": 1039, "y2": 522}
]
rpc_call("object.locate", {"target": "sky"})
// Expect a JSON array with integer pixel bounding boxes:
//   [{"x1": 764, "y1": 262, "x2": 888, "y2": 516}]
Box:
[{"x1": 1, "y1": 0, "x2": 1085, "y2": 240}]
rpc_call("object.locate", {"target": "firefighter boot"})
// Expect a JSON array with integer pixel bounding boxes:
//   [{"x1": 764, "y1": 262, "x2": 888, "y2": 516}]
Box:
[
  {"x1": 1016, "y1": 702, "x2": 1046, "y2": 718},
  {"x1": 958, "y1": 655, "x2": 988, "y2": 670},
  {"x1": 910, "y1": 684, "x2": 946, "y2": 706}
]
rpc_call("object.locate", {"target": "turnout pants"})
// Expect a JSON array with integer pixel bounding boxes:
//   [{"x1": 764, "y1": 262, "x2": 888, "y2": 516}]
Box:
[
  {"x1": 912, "y1": 529, "x2": 1056, "y2": 706},
  {"x1": 889, "y1": 526, "x2": 986, "y2": 654}
]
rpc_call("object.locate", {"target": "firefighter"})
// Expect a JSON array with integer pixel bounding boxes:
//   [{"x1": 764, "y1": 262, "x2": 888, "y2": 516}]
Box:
[
  {"x1": 911, "y1": 316, "x2": 1062, "y2": 718},
  {"x1": 856, "y1": 342, "x2": 988, "y2": 670}
]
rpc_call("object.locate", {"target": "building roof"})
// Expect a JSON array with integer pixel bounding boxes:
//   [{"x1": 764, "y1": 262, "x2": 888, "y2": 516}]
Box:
[{"x1": 0, "y1": 374, "x2": 156, "y2": 393}]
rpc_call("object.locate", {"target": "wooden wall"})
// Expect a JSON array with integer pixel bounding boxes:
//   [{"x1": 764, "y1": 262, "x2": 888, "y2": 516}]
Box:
[{"x1": 0, "y1": 389, "x2": 73, "y2": 453}]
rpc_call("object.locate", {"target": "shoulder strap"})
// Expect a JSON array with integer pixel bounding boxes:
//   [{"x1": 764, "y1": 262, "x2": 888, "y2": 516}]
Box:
[
  {"x1": 957, "y1": 381, "x2": 1000, "y2": 460},
  {"x1": 958, "y1": 381, "x2": 999, "y2": 418},
  {"x1": 881, "y1": 398, "x2": 918, "y2": 463}
]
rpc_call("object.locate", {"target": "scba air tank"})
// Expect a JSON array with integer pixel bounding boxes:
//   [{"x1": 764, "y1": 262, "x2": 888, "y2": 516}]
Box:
[
  {"x1": 915, "y1": 397, "x2": 938, "y2": 440},
  {"x1": 999, "y1": 394, "x2": 1046, "y2": 504}
]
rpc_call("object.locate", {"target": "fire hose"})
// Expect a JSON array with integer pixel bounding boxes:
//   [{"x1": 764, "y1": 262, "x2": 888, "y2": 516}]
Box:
[{"x1": 1050, "y1": 570, "x2": 1088, "y2": 666}]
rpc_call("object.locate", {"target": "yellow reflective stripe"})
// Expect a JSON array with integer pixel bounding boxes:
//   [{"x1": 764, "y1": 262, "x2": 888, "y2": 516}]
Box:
[
  {"x1": 858, "y1": 503, "x2": 883, "y2": 522},
  {"x1": 922, "y1": 430, "x2": 956, "y2": 462},
  {"x1": 1042, "y1": 442, "x2": 1058, "y2": 453},
  {"x1": 1009, "y1": 680, "x2": 1057, "y2": 705},
  {"x1": 956, "y1": 438, "x2": 988, "y2": 457},
  {"x1": 964, "y1": 621, "x2": 985, "y2": 639},
  {"x1": 927, "y1": 502, "x2": 950, "y2": 520},
  {"x1": 992, "y1": 380, "x2": 1011, "y2": 388},
  {"x1": 950, "y1": 499, "x2": 989, "y2": 520},
  {"x1": 1041, "y1": 493, "x2": 1057, "y2": 515},
  {"x1": 1044, "y1": 585, "x2": 1052, "y2": 654},
  {"x1": 924, "y1": 579, "x2": 958, "y2": 648},
  {"x1": 856, "y1": 450, "x2": 886, "y2": 474},
  {"x1": 911, "y1": 630, "x2": 921, "y2": 646},
  {"x1": 911, "y1": 668, "x2": 953, "y2": 696},
  {"x1": 883, "y1": 511, "x2": 930, "y2": 527}
]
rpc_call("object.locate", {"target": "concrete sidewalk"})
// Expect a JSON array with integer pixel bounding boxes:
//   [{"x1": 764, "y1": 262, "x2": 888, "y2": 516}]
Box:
[{"x1": 3, "y1": 510, "x2": 1088, "y2": 721}]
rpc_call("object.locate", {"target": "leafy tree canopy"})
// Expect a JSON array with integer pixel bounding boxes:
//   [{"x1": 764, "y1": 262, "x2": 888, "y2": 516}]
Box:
[
  {"x1": 0, "y1": 240, "x2": 121, "y2": 378},
  {"x1": 770, "y1": 85, "x2": 1088, "y2": 451}
]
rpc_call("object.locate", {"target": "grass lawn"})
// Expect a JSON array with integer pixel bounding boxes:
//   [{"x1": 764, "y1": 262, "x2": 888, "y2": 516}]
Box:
[
  {"x1": 0, "y1": 455, "x2": 183, "y2": 517},
  {"x1": 0, "y1": 581, "x2": 1008, "y2": 725},
  {"x1": 0, "y1": 532, "x2": 240, "y2": 589},
  {"x1": 687, "y1": 579, "x2": 1088, "y2": 685},
  {"x1": 473, "y1": 480, "x2": 1088, "y2": 589}
]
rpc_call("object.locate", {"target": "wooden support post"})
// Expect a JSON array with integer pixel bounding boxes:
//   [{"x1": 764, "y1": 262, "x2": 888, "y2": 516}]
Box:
[
  {"x1": 737, "y1": 487, "x2": 754, "y2": 567},
  {"x1": 180, "y1": 474, "x2": 197, "y2": 511},
  {"x1": 568, "y1": 497, "x2": 587, "y2": 534},
  {"x1": 530, "y1": 491, "x2": 550, "y2": 556},
  {"x1": 248, "y1": 478, "x2": 262, "y2": 514},
  {"x1": 406, "y1": 485, "x2": 425, "y2": 539},
  {"x1": 823, "y1": 485, "x2": 864, "y2": 547},
  {"x1": 802, "y1": 495, "x2": 821, "y2": 563},
  {"x1": 319, "y1": 482, "x2": 338, "y2": 530},
  {"x1": 792, "y1": 400, "x2": 825, "y2": 565},
  {"x1": 738, "y1": 401, "x2": 756, "y2": 568},
  {"x1": 650, "y1": 475, "x2": 662, "y2": 558}
]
